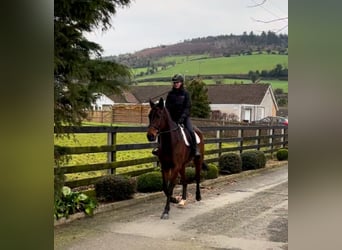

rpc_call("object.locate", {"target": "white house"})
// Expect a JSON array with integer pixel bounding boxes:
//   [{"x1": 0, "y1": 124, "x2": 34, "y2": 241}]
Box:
[
  {"x1": 106, "y1": 83, "x2": 278, "y2": 122},
  {"x1": 91, "y1": 93, "x2": 114, "y2": 111}
]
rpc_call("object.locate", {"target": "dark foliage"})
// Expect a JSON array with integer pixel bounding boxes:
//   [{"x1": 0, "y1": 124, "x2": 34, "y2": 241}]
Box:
[
  {"x1": 276, "y1": 148, "x2": 288, "y2": 161},
  {"x1": 95, "y1": 175, "x2": 136, "y2": 202},
  {"x1": 241, "y1": 150, "x2": 266, "y2": 170},
  {"x1": 218, "y1": 153, "x2": 242, "y2": 175},
  {"x1": 54, "y1": 0, "x2": 133, "y2": 136},
  {"x1": 136, "y1": 171, "x2": 163, "y2": 193},
  {"x1": 205, "y1": 164, "x2": 219, "y2": 179},
  {"x1": 186, "y1": 77, "x2": 211, "y2": 118}
]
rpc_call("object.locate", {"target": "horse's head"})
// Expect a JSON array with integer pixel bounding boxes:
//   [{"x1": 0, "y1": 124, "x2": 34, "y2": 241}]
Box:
[{"x1": 147, "y1": 97, "x2": 166, "y2": 142}]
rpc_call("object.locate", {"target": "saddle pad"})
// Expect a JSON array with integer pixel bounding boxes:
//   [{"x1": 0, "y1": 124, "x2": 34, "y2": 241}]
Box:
[{"x1": 180, "y1": 126, "x2": 200, "y2": 146}]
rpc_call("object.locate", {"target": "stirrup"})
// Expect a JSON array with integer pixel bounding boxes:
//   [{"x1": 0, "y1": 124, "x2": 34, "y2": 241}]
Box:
[{"x1": 152, "y1": 148, "x2": 159, "y2": 156}]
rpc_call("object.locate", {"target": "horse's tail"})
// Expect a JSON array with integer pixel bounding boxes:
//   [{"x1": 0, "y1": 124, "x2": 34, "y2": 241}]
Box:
[{"x1": 202, "y1": 161, "x2": 208, "y2": 171}]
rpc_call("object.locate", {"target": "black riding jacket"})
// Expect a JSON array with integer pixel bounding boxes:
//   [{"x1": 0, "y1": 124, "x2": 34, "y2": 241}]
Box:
[{"x1": 165, "y1": 87, "x2": 191, "y2": 123}]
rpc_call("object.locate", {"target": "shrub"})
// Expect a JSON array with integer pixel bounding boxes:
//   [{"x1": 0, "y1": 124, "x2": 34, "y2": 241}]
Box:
[
  {"x1": 241, "y1": 151, "x2": 258, "y2": 170},
  {"x1": 95, "y1": 175, "x2": 136, "y2": 202},
  {"x1": 276, "y1": 148, "x2": 288, "y2": 161},
  {"x1": 54, "y1": 186, "x2": 97, "y2": 220},
  {"x1": 218, "y1": 153, "x2": 242, "y2": 174},
  {"x1": 241, "y1": 150, "x2": 265, "y2": 170},
  {"x1": 184, "y1": 163, "x2": 207, "y2": 182},
  {"x1": 205, "y1": 163, "x2": 219, "y2": 179},
  {"x1": 253, "y1": 150, "x2": 266, "y2": 168},
  {"x1": 136, "y1": 171, "x2": 163, "y2": 193},
  {"x1": 185, "y1": 167, "x2": 196, "y2": 183}
]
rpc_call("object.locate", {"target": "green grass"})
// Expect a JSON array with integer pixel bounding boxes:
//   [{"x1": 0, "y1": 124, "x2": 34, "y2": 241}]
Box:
[
  {"x1": 135, "y1": 54, "x2": 288, "y2": 79},
  {"x1": 54, "y1": 123, "x2": 237, "y2": 181}
]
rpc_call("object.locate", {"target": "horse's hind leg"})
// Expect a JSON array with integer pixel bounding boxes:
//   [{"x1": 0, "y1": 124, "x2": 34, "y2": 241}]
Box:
[{"x1": 194, "y1": 159, "x2": 202, "y2": 201}]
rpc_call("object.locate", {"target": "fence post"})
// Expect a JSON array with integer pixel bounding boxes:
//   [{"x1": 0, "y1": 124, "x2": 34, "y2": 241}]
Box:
[
  {"x1": 280, "y1": 128, "x2": 284, "y2": 147},
  {"x1": 269, "y1": 128, "x2": 274, "y2": 156},
  {"x1": 282, "y1": 128, "x2": 287, "y2": 148},
  {"x1": 238, "y1": 128, "x2": 244, "y2": 154},
  {"x1": 256, "y1": 128, "x2": 260, "y2": 150},
  {"x1": 216, "y1": 129, "x2": 222, "y2": 158},
  {"x1": 107, "y1": 131, "x2": 117, "y2": 175}
]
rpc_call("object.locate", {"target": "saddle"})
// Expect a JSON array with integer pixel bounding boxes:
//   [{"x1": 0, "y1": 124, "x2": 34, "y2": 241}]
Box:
[{"x1": 180, "y1": 126, "x2": 200, "y2": 146}]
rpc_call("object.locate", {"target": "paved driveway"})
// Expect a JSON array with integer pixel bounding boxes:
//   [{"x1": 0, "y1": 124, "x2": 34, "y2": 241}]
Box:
[{"x1": 55, "y1": 163, "x2": 288, "y2": 250}]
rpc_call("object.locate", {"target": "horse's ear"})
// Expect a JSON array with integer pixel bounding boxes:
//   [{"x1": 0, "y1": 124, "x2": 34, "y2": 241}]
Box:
[
  {"x1": 149, "y1": 99, "x2": 155, "y2": 108},
  {"x1": 157, "y1": 97, "x2": 164, "y2": 108}
]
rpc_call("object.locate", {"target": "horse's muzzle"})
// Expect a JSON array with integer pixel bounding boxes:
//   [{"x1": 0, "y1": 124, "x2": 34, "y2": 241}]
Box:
[{"x1": 147, "y1": 133, "x2": 155, "y2": 142}]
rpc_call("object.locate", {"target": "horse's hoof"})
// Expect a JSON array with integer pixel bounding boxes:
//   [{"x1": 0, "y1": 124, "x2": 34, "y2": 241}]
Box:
[
  {"x1": 161, "y1": 213, "x2": 169, "y2": 219},
  {"x1": 196, "y1": 196, "x2": 201, "y2": 201},
  {"x1": 178, "y1": 199, "x2": 186, "y2": 207}
]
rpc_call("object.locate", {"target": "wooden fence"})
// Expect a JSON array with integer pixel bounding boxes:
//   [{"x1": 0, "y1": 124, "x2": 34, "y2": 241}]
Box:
[
  {"x1": 85, "y1": 104, "x2": 150, "y2": 124},
  {"x1": 54, "y1": 124, "x2": 288, "y2": 189}
]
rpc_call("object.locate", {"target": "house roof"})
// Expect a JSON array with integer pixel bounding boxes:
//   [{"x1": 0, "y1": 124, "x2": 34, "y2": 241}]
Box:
[
  {"x1": 108, "y1": 90, "x2": 139, "y2": 103},
  {"x1": 131, "y1": 85, "x2": 170, "y2": 103},
  {"x1": 107, "y1": 83, "x2": 272, "y2": 105},
  {"x1": 206, "y1": 83, "x2": 271, "y2": 105}
]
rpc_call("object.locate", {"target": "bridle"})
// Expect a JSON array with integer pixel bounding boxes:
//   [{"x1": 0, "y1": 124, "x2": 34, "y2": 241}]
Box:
[{"x1": 148, "y1": 107, "x2": 179, "y2": 135}]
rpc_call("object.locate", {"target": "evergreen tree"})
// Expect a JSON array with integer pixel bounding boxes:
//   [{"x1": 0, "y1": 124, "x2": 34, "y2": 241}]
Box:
[
  {"x1": 186, "y1": 78, "x2": 211, "y2": 118},
  {"x1": 54, "y1": 0, "x2": 132, "y2": 135}
]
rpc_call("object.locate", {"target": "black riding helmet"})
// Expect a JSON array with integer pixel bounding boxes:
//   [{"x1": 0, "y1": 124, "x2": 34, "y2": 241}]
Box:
[{"x1": 171, "y1": 74, "x2": 184, "y2": 83}]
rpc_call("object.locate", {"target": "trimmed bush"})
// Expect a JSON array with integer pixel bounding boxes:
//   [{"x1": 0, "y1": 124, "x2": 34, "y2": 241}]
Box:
[
  {"x1": 253, "y1": 150, "x2": 266, "y2": 168},
  {"x1": 241, "y1": 150, "x2": 266, "y2": 170},
  {"x1": 185, "y1": 167, "x2": 196, "y2": 183},
  {"x1": 241, "y1": 151, "x2": 258, "y2": 170},
  {"x1": 205, "y1": 163, "x2": 219, "y2": 179},
  {"x1": 218, "y1": 153, "x2": 242, "y2": 175},
  {"x1": 136, "y1": 171, "x2": 163, "y2": 193},
  {"x1": 276, "y1": 148, "x2": 288, "y2": 161},
  {"x1": 95, "y1": 175, "x2": 136, "y2": 202}
]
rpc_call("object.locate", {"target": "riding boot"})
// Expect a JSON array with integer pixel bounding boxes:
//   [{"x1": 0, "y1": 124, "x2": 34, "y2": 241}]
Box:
[{"x1": 190, "y1": 131, "x2": 200, "y2": 158}]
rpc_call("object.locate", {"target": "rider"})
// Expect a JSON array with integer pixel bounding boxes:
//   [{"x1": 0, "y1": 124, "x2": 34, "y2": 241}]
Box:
[{"x1": 152, "y1": 74, "x2": 200, "y2": 158}]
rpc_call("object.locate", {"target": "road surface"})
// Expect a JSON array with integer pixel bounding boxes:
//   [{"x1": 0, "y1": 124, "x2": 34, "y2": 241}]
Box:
[{"x1": 55, "y1": 164, "x2": 288, "y2": 250}]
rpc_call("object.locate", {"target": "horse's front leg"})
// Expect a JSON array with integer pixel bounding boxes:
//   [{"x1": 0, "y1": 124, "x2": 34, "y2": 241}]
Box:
[
  {"x1": 162, "y1": 168, "x2": 178, "y2": 204},
  {"x1": 161, "y1": 181, "x2": 175, "y2": 219},
  {"x1": 178, "y1": 165, "x2": 187, "y2": 207}
]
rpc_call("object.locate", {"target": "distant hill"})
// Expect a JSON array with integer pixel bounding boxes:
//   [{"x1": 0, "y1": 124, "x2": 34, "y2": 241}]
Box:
[{"x1": 103, "y1": 31, "x2": 288, "y2": 68}]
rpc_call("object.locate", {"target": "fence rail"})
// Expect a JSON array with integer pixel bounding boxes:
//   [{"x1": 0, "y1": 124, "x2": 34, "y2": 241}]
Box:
[{"x1": 54, "y1": 124, "x2": 288, "y2": 189}]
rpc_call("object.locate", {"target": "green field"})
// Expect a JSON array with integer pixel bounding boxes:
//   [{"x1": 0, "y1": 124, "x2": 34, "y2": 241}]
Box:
[
  {"x1": 133, "y1": 53, "x2": 288, "y2": 93},
  {"x1": 135, "y1": 54, "x2": 288, "y2": 79}
]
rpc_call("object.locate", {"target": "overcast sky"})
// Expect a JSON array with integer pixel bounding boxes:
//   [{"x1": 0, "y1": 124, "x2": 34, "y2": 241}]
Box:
[{"x1": 84, "y1": 0, "x2": 288, "y2": 56}]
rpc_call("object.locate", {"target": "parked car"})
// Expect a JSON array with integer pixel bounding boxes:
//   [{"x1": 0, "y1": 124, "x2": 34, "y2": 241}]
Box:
[{"x1": 251, "y1": 116, "x2": 288, "y2": 126}]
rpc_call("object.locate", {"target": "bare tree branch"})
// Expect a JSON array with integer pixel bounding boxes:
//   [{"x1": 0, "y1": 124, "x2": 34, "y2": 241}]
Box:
[
  {"x1": 276, "y1": 24, "x2": 288, "y2": 33},
  {"x1": 247, "y1": 0, "x2": 267, "y2": 8},
  {"x1": 251, "y1": 17, "x2": 288, "y2": 24}
]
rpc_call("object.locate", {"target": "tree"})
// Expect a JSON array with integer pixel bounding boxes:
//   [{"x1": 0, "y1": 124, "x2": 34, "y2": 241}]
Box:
[
  {"x1": 248, "y1": 70, "x2": 260, "y2": 83},
  {"x1": 186, "y1": 77, "x2": 211, "y2": 118},
  {"x1": 54, "y1": 0, "x2": 133, "y2": 135}
]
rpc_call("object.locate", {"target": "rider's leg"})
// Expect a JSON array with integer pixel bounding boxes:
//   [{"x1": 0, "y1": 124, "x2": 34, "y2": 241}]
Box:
[{"x1": 184, "y1": 118, "x2": 200, "y2": 157}]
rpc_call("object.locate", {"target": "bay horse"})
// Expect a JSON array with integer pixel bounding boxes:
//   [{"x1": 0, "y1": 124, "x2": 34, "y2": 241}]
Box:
[{"x1": 147, "y1": 97, "x2": 207, "y2": 219}]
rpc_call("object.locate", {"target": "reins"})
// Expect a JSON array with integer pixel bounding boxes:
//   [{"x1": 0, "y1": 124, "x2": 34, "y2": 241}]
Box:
[{"x1": 158, "y1": 125, "x2": 179, "y2": 135}]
